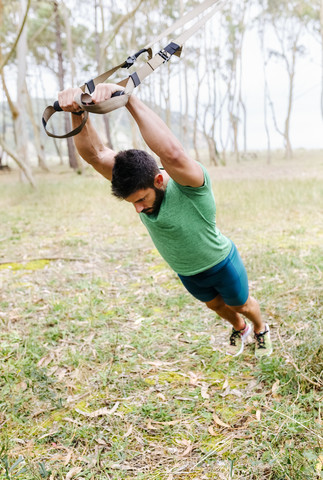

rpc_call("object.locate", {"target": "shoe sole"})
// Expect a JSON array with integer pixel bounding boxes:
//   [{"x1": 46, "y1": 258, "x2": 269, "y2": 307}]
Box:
[{"x1": 226, "y1": 324, "x2": 253, "y2": 357}]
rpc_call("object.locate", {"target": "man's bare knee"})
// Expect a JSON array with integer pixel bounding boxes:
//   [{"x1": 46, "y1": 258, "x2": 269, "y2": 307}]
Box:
[
  {"x1": 229, "y1": 296, "x2": 258, "y2": 315},
  {"x1": 205, "y1": 295, "x2": 225, "y2": 312}
]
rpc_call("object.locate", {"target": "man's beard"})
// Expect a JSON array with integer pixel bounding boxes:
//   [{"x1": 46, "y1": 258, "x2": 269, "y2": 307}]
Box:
[{"x1": 142, "y1": 187, "x2": 165, "y2": 216}]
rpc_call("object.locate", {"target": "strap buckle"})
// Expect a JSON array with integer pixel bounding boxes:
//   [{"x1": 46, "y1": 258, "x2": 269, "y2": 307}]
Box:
[
  {"x1": 158, "y1": 42, "x2": 180, "y2": 63},
  {"x1": 123, "y1": 54, "x2": 137, "y2": 68},
  {"x1": 122, "y1": 48, "x2": 150, "y2": 69},
  {"x1": 158, "y1": 49, "x2": 171, "y2": 62}
]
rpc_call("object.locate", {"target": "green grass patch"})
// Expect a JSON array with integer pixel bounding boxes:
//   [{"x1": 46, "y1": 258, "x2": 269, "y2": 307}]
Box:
[{"x1": 0, "y1": 155, "x2": 322, "y2": 479}]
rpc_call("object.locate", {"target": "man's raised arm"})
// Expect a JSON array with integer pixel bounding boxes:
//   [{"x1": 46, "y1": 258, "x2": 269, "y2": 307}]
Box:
[
  {"x1": 58, "y1": 83, "x2": 203, "y2": 187},
  {"x1": 126, "y1": 94, "x2": 204, "y2": 187},
  {"x1": 58, "y1": 87, "x2": 116, "y2": 181}
]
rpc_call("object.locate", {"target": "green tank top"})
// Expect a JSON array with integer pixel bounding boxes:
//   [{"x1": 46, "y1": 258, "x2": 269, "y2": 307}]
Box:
[{"x1": 140, "y1": 164, "x2": 232, "y2": 276}]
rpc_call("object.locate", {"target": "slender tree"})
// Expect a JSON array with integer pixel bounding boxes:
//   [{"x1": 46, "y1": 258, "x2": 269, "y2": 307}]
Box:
[
  {"x1": 53, "y1": 1, "x2": 79, "y2": 169},
  {"x1": 0, "y1": 0, "x2": 35, "y2": 185},
  {"x1": 260, "y1": 0, "x2": 317, "y2": 159}
]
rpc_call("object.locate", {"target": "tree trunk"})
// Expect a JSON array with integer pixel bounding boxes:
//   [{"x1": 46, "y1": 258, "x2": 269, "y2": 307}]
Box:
[
  {"x1": 259, "y1": 19, "x2": 272, "y2": 164},
  {"x1": 16, "y1": 0, "x2": 33, "y2": 184},
  {"x1": 94, "y1": 0, "x2": 113, "y2": 149},
  {"x1": 193, "y1": 49, "x2": 204, "y2": 163},
  {"x1": 54, "y1": 1, "x2": 79, "y2": 170},
  {"x1": 320, "y1": 0, "x2": 323, "y2": 119},
  {"x1": 25, "y1": 81, "x2": 49, "y2": 171},
  {"x1": 0, "y1": 0, "x2": 30, "y2": 73}
]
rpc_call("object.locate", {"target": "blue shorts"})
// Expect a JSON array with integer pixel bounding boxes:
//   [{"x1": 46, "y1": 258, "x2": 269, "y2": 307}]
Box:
[{"x1": 178, "y1": 242, "x2": 249, "y2": 306}]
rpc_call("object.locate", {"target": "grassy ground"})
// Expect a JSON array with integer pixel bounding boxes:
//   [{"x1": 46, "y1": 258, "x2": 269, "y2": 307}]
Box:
[{"x1": 0, "y1": 152, "x2": 322, "y2": 480}]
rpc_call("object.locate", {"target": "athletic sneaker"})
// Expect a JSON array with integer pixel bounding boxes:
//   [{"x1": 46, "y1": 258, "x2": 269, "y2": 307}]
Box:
[
  {"x1": 226, "y1": 322, "x2": 252, "y2": 357},
  {"x1": 254, "y1": 323, "x2": 273, "y2": 358}
]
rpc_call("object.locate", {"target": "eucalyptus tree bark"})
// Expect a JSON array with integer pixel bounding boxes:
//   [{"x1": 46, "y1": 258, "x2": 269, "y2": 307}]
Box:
[
  {"x1": 258, "y1": 17, "x2": 272, "y2": 164},
  {"x1": 202, "y1": 31, "x2": 220, "y2": 166},
  {"x1": 54, "y1": 1, "x2": 79, "y2": 170},
  {"x1": 25, "y1": 81, "x2": 49, "y2": 171},
  {"x1": 261, "y1": 0, "x2": 314, "y2": 159},
  {"x1": 61, "y1": 3, "x2": 83, "y2": 170},
  {"x1": 224, "y1": 1, "x2": 248, "y2": 163},
  {"x1": 159, "y1": 62, "x2": 171, "y2": 128},
  {"x1": 93, "y1": 0, "x2": 143, "y2": 149},
  {"x1": 37, "y1": 65, "x2": 64, "y2": 165},
  {"x1": 0, "y1": 0, "x2": 34, "y2": 186},
  {"x1": 321, "y1": 0, "x2": 323, "y2": 118},
  {"x1": 273, "y1": 21, "x2": 302, "y2": 159},
  {"x1": 193, "y1": 47, "x2": 203, "y2": 163},
  {"x1": 268, "y1": 20, "x2": 303, "y2": 160},
  {"x1": 0, "y1": 0, "x2": 30, "y2": 73},
  {"x1": 238, "y1": 50, "x2": 247, "y2": 154},
  {"x1": 178, "y1": 0, "x2": 189, "y2": 147},
  {"x1": 94, "y1": 0, "x2": 113, "y2": 149},
  {"x1": 16, "y1": 0, "x2": 33, "y2": 184}
]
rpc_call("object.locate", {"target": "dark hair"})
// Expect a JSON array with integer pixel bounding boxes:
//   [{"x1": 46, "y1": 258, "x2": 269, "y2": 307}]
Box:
[{"x1": 111, "y1": 149, "x2": 160, "y2": 199}]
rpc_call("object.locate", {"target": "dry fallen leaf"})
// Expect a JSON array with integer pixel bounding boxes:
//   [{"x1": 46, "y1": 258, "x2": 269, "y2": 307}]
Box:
[
  {"x1": 63, "y1": 450, "x2": 73, "y2": 466},
  {"x1": 208, "y1": 425, "x2": 217, "y2": 436},
  {"x1": 180, "y1": 443, "x2": 194, "y2": 456},
  {"x1": 222, "y1": 379, "x2": 229, "y2": 390},
  {"x1": 201, "y1": 384, "x2": 210, "y2": 399},
  {"x1": 124, "y1": 425, "x2": 133, "y2": 437},
  {"x1": 17, "y1": 381, "x2": 28, "y2": 392},
  {"x1": 146, "y1": 419, "x2": 160, "y2": 430},
  {"x1": 220, "y1": 386, "x2": 231, "y2": 397},
  {"x1": 176, "y1": 439, "x2": 194, "y2": 456},
  {"x1": 315, "y1": 455, "x2": 323, "y2": 474},
  {"x1": 96, "y1": 438, "x2": 109, "y2": 445},
  {"x1": 156, "y1": 392, "x2": 166, "y2": 401},
  {"x1": 150, "y1": 419, "x2": 181, "y2": 426},
  {"x1": 213, "y1": 413, "x2": 231, "y2": 429},
  {"x1": 230, "y1": 388, "x2": 243, "y2": 397},
  {"x1": 272, "y1": 379, "x2": 280, "y2": 398},
  {"x1": 65, "y1": 466, "x2": 82, "y2": 480},
  {"x1": 37, "y1": 353, "x2": 55, "y2": 367},
  {"x1": 256, "y1": 409, "x2": 261, "y2": 421},
  {"x1": 188, "y1": 371, "x2": 200, "y2": 386},
  {"x1": 75, "y1": 402, "x2": 119, "y2": 418}
]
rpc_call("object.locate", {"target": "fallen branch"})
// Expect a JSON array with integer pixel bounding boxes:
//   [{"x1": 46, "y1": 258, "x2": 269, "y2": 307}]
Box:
[{"x1": 0, "y1": 137, "x2": 35, "y2": 188}]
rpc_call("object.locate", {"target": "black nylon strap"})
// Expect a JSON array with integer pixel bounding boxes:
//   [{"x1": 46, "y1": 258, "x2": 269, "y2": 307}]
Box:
[
  {"x1": 122, "y1": 48, "x2": 150, "y2": 68},
  {"x1": 130, "y1": 72, "x2": 140, "y2": 87},
  {"x1": 164, "y1": 42, "x2": 180, "y2": 56},
  {"x1": 85, "y1": 79, "x2": 96, "y2": 94},
  {"x1": 158, "y1": 42, "x2": 181, "y2": 62}
]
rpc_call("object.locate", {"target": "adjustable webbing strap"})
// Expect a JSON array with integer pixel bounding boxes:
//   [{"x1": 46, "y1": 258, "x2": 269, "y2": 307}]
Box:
[
  {"x1": 125, "y1": 1, "x2": 223, "y2": 95},
  {"x1": 42, "y1": 49, "x2": 152, "y2": 139},
  {"x1": 144, "y1": 0, "x2": 218, "y2": 52},
  {"x1": 42, "y1": 0, "x2": 223, "y2": 138}
]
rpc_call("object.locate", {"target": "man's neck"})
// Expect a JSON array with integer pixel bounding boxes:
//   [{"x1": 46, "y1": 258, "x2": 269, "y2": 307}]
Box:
[{"x1": 160, "y1": 169, "x2": 170, "y2": 188}]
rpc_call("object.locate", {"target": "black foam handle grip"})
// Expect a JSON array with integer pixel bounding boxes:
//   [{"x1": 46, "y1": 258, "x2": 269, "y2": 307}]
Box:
[
  {"x1": 111, "y1": 91, "x2": 125, "y2": 97},
  {"x1": 53, "y1": 101, "x2": 63, "y2": 111}
]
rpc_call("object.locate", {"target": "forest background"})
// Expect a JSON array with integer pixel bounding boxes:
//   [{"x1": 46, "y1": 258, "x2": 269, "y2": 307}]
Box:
[{"x1": 0, "y1": 0, "x2": 322, "y2": 184}]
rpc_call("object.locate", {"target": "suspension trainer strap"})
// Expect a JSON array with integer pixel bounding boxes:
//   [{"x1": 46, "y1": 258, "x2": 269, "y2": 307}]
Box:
[{"x1": 42, "y1": 0, "x2": 223, "y2": 138}]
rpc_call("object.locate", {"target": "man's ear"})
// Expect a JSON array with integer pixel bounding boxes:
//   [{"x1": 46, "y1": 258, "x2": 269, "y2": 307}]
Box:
[{"x1": 154, "y1": 173, "x2": 164, "y2": 188}]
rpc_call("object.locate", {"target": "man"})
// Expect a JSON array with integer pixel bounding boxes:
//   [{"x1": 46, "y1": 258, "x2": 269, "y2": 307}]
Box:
[{"x1": 58, "y1": 83, "x2": 272, "y2": 358}]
